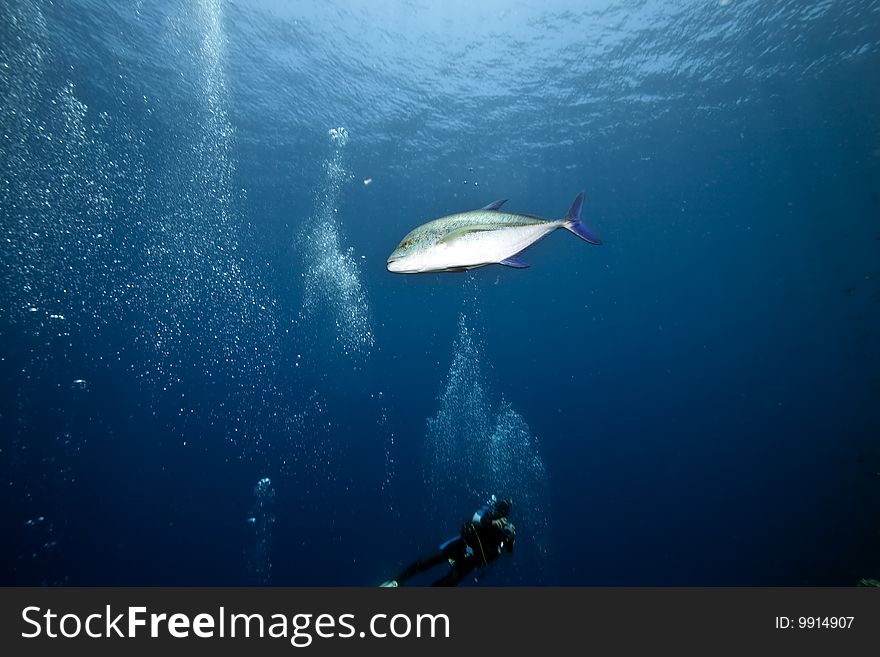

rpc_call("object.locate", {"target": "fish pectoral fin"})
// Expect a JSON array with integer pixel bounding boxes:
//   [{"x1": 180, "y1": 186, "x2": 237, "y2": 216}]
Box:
[{"x1": 500, "y1": 257, "x2": 529, "y2": 268}]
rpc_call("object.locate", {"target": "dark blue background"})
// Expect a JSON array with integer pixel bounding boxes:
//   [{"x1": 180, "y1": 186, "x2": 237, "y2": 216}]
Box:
[{"x1": 1, "y1": 0, "x2": 879, "y2": 585}]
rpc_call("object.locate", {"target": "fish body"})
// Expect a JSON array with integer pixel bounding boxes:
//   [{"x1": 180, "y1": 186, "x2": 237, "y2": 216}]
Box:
[{"x1": 386, "y1": 193, "x2": 601, "y2": 273}]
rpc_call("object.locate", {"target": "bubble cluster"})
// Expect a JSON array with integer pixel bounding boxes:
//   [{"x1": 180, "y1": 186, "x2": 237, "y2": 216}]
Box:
[
  {"x1": 327, "y1": 126, "x2": 349, "y2": 147},
  {"x1": 425, "y1": 314, "x2": 493, "y2": 524},
  {"x1": 378, "y1": 403, "x2": 397, "y2": 515},
  {"x1": 0, "y1": 1, "x2": 46, "y2": 319},
  {"x1": 300, "y1": 127, "x2": 374, "y2": 356},
  {"x1": 1, "y1": 0, "x2": 277, "y2": 384},
  {"x1": 488, "y1": 400, "x2": 552, "y2": 574},
  {"x1": 19, "y1": 515, "x2": 65, "y2": 586},
  {"x1": 245, "y1": 476, "x2": 276, "y2": 584},
  {"x1": 0, "y1": 1, "x2": 288, "y2": 580},
  {"x1": 132, "y1": 0, "x2": 278, "y2": 393},
  {"x1": 425, "y1": 313, "x2": 551, "y2": 574},
  {"x1": 227, "y1": 386, "x2": 339, "y2": 489},
  {"x1": 0, "y1": 15, "x2": 143, "y2": 333}
]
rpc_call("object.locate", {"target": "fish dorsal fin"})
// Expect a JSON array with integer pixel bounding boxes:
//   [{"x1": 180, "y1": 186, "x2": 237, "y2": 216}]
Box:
[{"x1": 481, "y1": 199, "x2": 508, "y2": 211}]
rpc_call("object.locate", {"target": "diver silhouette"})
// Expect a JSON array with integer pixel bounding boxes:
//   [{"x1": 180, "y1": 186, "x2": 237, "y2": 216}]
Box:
[{"x1": 380, "y1": 495, "x2": 516, "y2": 587}]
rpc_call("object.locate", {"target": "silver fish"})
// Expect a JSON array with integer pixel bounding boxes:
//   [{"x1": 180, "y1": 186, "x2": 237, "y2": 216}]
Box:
[{"x1": 386, "y1": 192, "x2": 601, "y2": 273}]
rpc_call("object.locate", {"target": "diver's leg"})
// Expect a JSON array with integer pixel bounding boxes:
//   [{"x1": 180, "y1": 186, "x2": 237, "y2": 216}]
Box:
[
  {"x1": 431, "y1": 540, "x2": 475, "y2": 587},
  {"x1": 431, "y1": 558, "x2": 476, "y2": 587},
  {"x1": 394, "y1": 550, "x2": 448, "y2": 585}
]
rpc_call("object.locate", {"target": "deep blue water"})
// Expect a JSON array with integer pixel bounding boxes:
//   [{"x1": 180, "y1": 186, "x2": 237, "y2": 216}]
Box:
[{"x1": 1, "y1": 0, "x2": 879, "y2": 586}]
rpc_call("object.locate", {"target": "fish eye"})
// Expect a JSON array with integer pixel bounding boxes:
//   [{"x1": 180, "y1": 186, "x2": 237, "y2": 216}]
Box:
[{"x1": 399, "y1": 239, "x2": 412, "y2": 249}]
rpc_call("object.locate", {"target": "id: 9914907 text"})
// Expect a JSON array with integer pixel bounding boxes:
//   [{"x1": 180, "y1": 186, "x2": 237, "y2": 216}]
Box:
[{"x1": 775, "y1": 616, "x2": 854, "y2": 629}]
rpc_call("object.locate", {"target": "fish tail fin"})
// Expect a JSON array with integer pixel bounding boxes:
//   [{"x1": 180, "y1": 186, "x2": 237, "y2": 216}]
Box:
[{"x1": 563, "y1": 192, "x2": 602, "y2": 245}]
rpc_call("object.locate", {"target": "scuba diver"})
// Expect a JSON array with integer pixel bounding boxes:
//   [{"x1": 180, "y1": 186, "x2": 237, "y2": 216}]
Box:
[{"x1": 380, "y1": 495, "x2": 516, "y2": 587}]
